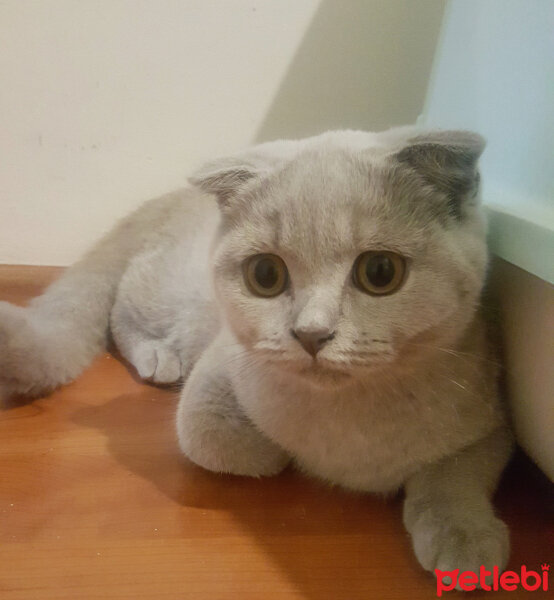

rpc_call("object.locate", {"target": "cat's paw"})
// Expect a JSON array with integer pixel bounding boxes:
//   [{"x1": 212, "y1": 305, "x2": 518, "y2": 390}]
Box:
[
  {"x1": 411, "y1": 514, "x2": 510, "y2": 590},
  {"x1": 177, "y1": 400, "x2": 290, "y2": 477},
  {"x1": 130, "y1": 339, "x2": 183, "y2": 385},
  {"x1": 180, "y1": 426, "x2": 290, "y2": 477}
]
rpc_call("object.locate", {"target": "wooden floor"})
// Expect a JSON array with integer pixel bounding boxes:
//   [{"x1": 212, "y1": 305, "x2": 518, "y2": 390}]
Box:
[{"x1": 0, "y1": 265, "x2": 551, "y2": 600}]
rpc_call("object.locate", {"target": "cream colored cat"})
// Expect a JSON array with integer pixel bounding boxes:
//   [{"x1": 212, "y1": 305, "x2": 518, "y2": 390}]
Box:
[{"x1": 0, "y1": 128, "x2": 513, "y2": 588}]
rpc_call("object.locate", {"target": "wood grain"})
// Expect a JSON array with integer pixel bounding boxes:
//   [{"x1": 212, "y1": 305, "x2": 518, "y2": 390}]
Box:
[{"x1": 0, "y1": 265, "x2": 551, "y2": 599}]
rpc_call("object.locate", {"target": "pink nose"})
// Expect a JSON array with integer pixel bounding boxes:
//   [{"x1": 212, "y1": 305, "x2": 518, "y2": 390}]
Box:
[{"x1": 291, "y1": 328, "x2": 335, "y2": 357}]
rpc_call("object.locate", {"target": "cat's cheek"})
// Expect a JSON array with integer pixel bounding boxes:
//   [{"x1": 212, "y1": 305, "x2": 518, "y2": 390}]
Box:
[
  {"x1": 222, "y1": 305, "x2": 258, "y2": 347},
  {"x1": 219, "y1": 292, "x2": 288, "y2": 350}
]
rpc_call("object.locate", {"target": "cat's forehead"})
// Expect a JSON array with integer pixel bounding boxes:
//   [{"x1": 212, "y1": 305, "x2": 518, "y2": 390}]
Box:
[{"x1": 242, "y1": 149, "x2": 425, "y2": 260}]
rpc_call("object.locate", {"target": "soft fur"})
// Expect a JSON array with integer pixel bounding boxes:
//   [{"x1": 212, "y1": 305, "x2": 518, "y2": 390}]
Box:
[{"x1": 0, "y1": 127, "x2": 513, "y2": 588}]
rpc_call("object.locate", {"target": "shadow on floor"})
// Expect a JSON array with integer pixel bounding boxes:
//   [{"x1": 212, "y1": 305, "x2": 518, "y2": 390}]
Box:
[
  {"x1": 73, "y1": 390, "x2": 434, "y2": 599},
  {"x1": 72, "y1": 388, "x2": 553, "y2": 600}
]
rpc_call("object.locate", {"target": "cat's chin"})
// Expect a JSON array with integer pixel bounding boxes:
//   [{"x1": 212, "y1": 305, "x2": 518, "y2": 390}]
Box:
[{"x1": 293, "y1": 362, "x2": 354, "y2": 388}]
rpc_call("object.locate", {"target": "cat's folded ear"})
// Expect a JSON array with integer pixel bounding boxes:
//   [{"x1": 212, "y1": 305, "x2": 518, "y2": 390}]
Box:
[
  {"x1": 393, "y1": 130, "x2": 486, "y2": 219},
  {"x1": 188, "y1": 156, "x2": 267, "y2": 209},
  {"x1": 189, "y1": 140, "x2": 302, "y2": 209}
]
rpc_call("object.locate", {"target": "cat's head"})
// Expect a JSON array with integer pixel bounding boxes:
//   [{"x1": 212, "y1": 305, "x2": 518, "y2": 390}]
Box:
[{"x1": 190, "y1": 128, "x2": 487, "y2": 387}]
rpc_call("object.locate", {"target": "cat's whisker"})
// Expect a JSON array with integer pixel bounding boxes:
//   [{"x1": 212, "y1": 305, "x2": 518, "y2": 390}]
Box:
[
  {"x1": 402, "y1": 340, "x2": 501, "y2": 368},
  {"x1": 448, "y1": 378, "x2": 468, "y2": 390}
]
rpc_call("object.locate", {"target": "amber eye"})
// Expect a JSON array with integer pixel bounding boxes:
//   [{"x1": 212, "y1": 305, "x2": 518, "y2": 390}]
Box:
[
  {"x1": 353, "y1": 251, "x2": 406, "y2": 295},
  {"x1": 244, "y1": 254, "x2": 288, "y2": 297}
]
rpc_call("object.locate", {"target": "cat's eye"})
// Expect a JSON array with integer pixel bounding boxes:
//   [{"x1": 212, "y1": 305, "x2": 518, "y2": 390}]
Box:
[
  {"x1": 244, "y1": 254, "x2": 288, "y2": 297},
  {"x1": 353, "y1": 251, "x2": 406, "y2": 295}
]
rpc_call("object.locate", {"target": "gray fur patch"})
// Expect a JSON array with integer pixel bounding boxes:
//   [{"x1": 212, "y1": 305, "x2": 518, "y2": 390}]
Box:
[{"x1": 395, "y1": 132, "x2": 485, "y2": 220}]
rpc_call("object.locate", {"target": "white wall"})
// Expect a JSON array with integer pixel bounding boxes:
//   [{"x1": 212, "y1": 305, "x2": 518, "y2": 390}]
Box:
[
  {"x1": 421, "y1": 0, "x2": 554, "y2": 283},
  {"x1": 421, "y1": 0, "x2": 554, "y2": 480},
  {"x1": 0, "y1": 0, "x2": 445, "y2": 265},
  {"x1": 490, "y1": 259, "x2": 554, "y2": 481},
  {"x1": 423, "y1": 0, "x2": 554, "y2": 205}
]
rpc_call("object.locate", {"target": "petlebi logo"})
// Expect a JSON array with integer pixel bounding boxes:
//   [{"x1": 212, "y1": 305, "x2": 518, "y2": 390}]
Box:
[{"x1": 435, "y1": 563, "x2": 549, "y2": 596}]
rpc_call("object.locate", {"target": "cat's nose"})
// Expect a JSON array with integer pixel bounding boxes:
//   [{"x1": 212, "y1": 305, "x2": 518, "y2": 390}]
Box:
[{"x1": 291, "y1": 327, "x2": 335, "y2": 357}]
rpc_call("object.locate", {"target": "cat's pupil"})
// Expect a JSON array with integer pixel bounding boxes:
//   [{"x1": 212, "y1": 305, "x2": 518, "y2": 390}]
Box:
[
  {"x1": 366, "y1": 255, "x2": 395, "y2": 287},
  {"x1": 255, "y1": 258, "x2": 278, "y2": 289}
]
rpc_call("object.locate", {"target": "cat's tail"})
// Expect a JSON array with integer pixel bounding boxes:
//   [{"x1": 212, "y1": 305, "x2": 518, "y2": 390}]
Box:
[{"x1": 0, "y1": 190, "x2": 186, "y2": 400}]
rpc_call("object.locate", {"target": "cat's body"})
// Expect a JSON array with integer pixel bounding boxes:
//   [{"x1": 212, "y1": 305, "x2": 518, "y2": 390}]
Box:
[
  {"x1": 0, "y1": 128, "x2": 513, "y2": 587},
  {"x1": 225, "y1": 317, "x2": 503, "y2": 493},
  {"x1": 111, "y1": 189, "x2": 220, "y2": 384}
]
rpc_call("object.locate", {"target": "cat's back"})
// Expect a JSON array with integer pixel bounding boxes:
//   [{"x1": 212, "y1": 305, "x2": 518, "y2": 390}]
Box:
[{"x1": 110, "y1": 187, "x2": 221, "y2": 376}]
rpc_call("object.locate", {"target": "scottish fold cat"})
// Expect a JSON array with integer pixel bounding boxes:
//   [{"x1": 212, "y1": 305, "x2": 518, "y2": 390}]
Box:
[{"x1": 0, "y1": 127, "x2": 513, "y2": 587}]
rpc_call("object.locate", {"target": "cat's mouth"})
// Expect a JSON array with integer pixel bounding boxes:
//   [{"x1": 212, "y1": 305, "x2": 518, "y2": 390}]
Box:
[{"x1": 256, "y1": 345, "x2": 395, "y2": 385}]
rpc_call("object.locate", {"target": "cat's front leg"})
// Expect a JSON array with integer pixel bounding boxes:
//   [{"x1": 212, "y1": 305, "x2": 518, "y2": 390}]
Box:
[
  {"x1": 176, "y1": 337, "x2": 290, "y2": 477},
  {"x1": 403, "y1": 426, "x2": 514, "y2": 590}
]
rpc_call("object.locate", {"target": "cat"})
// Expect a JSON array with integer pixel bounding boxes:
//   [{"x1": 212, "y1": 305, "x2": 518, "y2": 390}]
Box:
[{"x1": 0, "y1": 127, "x2": 513, "y2": 588}]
